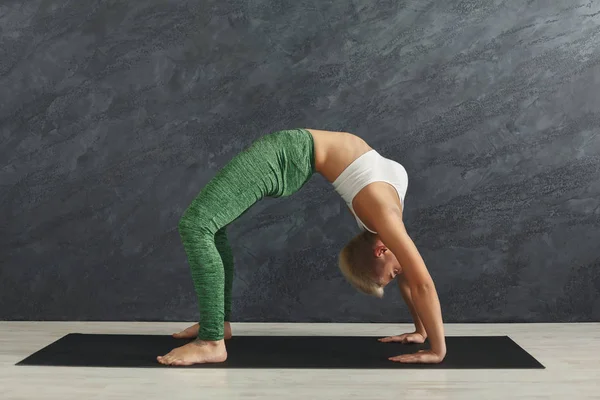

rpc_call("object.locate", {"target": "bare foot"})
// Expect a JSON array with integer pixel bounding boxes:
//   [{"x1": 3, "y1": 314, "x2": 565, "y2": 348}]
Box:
[
  {"x1": 157, "y1": 339, "x2": 227, "y2": 366},
  {"x1": 173, "y1": 322, "x2": 232, "y2": 340}
]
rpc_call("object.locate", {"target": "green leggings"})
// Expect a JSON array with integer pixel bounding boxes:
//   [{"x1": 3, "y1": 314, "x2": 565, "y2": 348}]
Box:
[{"x1": 177, "y1": 128, "x2": 316, "y2": 340}]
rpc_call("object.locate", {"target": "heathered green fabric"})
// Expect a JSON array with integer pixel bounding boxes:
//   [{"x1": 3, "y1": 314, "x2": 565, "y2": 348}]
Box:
[{"x1": 177, "y1": 129, "x2": 315, "y2": 340}]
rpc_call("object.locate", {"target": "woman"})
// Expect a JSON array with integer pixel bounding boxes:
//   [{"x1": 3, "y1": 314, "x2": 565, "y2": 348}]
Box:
[{"x1": 157, "y1": 128, "x2": 446, "y2": 366}]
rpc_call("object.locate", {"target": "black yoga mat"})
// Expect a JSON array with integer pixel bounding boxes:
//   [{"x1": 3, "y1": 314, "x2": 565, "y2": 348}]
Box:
[{"x1": 16, "y1": 334, "x2": 544, "y2": 369}]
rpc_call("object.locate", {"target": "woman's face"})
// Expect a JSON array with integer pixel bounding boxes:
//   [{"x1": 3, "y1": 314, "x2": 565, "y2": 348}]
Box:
[{"x1": 372, "y1": 250, "x2": 402, "y2": 287}]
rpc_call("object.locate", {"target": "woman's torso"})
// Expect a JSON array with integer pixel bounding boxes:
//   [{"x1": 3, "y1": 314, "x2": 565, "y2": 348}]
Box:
[
  {"x1": 305, "y1": 128, "x2": 372, "y2": 182},
  {"x1": 305, "y1": 128, "x2": 408, "y2": 232}
]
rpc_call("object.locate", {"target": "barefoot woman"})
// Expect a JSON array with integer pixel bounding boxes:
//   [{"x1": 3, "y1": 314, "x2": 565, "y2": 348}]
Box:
[{"x1": 157, "y1": 128, "x2": 446, "y2": 366}]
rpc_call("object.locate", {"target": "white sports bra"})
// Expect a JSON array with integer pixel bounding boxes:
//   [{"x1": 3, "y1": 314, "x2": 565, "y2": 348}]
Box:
[{"x1": 331, "y1": 150, "x2": 408, "y2": 234}]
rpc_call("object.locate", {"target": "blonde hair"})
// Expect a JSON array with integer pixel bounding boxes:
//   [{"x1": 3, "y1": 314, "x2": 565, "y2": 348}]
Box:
[{"x1": 338, "y1": 231, "x2": 384, "y2": 298}]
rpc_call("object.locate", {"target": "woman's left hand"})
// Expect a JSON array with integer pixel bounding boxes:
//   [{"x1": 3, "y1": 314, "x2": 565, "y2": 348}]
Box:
[{"x1": 378, "y1": 332, "x2": 426, "y2": 344}]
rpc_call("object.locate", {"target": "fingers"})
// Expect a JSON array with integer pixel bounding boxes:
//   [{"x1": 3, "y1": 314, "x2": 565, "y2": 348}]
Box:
[
  {"x1": 389, "y1": 354, "x2": 423, "y2": 363},
  {"x1": 379, "y1": 333, "x2": 426, "y2": 344},
  {"x1": 389, "y1": 350, "x2": 440, "y2": 364},
  {"x1": 378, "y1": 334, "x2": 407, "y2": 343}
]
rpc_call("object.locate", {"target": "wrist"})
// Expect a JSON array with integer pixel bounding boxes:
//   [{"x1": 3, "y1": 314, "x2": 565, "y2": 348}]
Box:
[{"x1": 430, "y1": 343, "x2": 446, "y2": 357}]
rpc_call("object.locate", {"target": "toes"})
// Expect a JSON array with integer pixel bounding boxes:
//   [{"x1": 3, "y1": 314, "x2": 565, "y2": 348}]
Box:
[
  {"x1": 172, "y1": 329, "x2": 193, "y2": 338},
  {"x1": 158, "y1": 353, "x2": 175, "y2": 365}
]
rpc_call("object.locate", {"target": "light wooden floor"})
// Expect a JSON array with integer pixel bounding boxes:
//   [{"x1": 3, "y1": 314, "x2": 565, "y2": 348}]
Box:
[{"x1": 1, "y1": 322, "x2": 599, "y2": 400}]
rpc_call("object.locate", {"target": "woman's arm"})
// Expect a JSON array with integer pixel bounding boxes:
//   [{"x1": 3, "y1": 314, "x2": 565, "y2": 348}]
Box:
[
  {"x1": 397, "y1": 273, "x2": 427, "y2": 337},
  {"x1": 374, "y1": 208, "x2": 446, "y2": 362}
]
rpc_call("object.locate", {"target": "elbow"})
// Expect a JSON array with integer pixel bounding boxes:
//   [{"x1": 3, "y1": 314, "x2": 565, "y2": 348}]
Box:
[{"x1": 410, "y1": 281, "x2": 435, "y2": 295}]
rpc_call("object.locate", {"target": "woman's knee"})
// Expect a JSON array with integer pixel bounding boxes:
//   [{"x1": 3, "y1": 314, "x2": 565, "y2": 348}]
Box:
[{"x1": 178, "y1": 209, "x2": 213, "y2": 237}]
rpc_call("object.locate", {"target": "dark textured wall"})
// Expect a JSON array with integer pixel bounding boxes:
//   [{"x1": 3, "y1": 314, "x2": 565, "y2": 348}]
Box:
[{"x1": 2, "y1": 0, "x2": 600, "y2": 323}]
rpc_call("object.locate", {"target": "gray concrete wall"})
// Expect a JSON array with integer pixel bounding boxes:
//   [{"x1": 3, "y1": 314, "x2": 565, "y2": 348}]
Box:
[{"x1": 2, "y1": 0, "x2": 599, "y2": 322}]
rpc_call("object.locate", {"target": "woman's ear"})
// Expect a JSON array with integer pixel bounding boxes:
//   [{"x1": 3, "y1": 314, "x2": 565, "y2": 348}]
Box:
[{"x1": 373, "y1": 244, "x2": 387, "y2": 258}]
